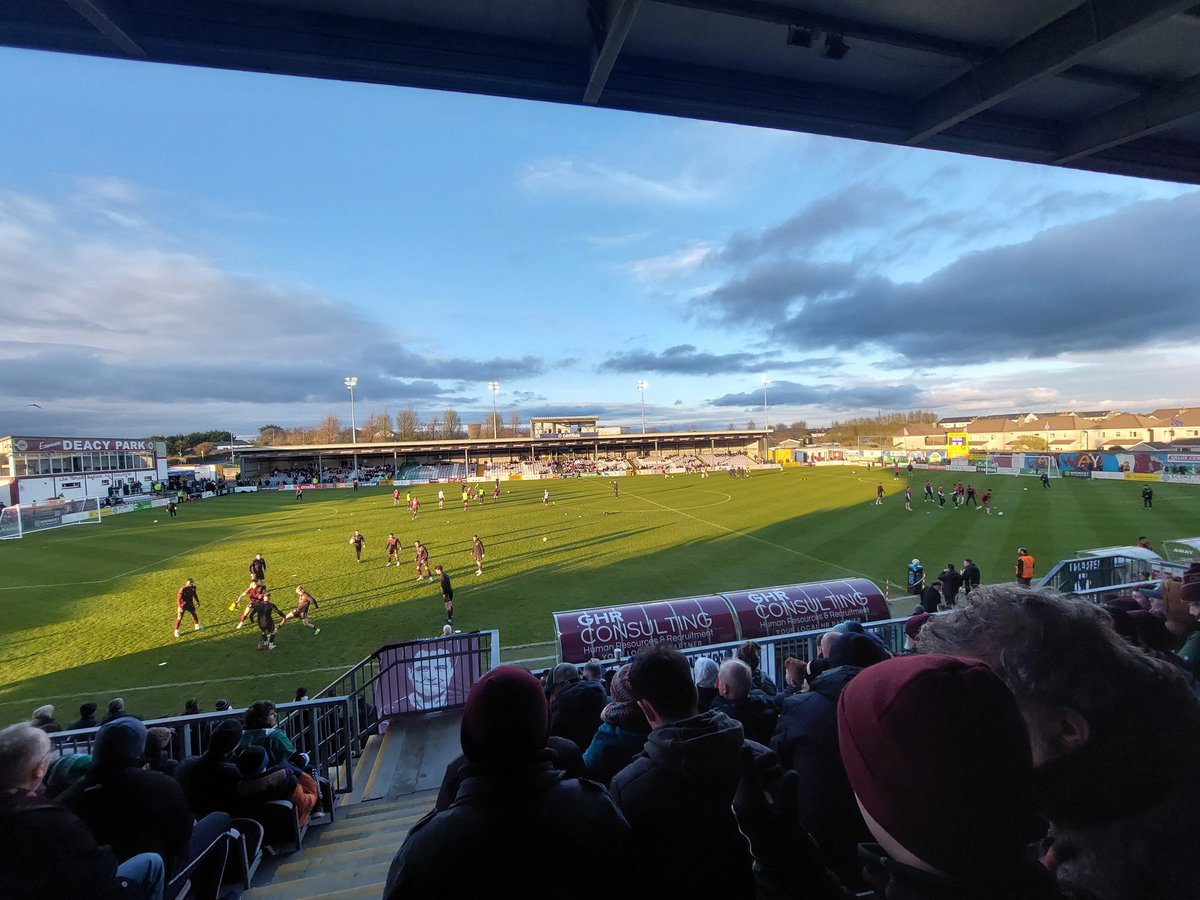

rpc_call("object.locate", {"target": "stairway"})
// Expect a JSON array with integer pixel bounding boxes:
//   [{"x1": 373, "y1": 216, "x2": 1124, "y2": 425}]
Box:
[
  {"x1": 242, "y1": 710, "x2": 462, "y2": 899},
  {"x1": 242, "y1": 791, "x2": 436, "y2": 899}
]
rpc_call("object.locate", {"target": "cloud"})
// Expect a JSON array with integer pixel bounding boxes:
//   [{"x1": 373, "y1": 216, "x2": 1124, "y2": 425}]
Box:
[
  {"x1": 517, "y1": 159, "x2": 719, "y2": 206},
  {"x1": 708, "y1": 380, "x2": 921, "y2": 411},
  {"x1": 599, "y1": 344, "x2": 843, "y2": 376},
  {"x1": 695, "y1": 192, "x2": 1200, "y2": 363},
  {"x1": 0, "y1": 186, "x2": 546, "y2": 429},
  {"x1": 629, "y1": 241, "x2": 716, "y2": 281}
]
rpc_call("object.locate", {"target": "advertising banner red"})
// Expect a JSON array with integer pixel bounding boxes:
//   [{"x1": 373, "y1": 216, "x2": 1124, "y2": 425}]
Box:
[
  {"x1": 374, "y1": 634, "x2": 483, "y2": 716},
  {"x1": 555, "y1": 578, "x2": 890, "y2": 663}
]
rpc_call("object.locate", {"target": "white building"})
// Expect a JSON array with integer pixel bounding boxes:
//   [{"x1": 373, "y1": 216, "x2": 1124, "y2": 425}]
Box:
[{"x1": 0, "y1": 435, "x2": 168, "y2": 506}]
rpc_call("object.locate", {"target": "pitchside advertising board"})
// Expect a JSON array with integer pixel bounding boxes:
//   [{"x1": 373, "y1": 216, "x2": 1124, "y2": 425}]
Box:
[{"x1": 554, "y1": 578, "x2": 890, "y2": 663}]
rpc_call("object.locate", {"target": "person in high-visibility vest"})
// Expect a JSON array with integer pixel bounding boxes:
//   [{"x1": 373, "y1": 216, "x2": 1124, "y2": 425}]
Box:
[{"x1": 1015, "y1": 548, "x2": 1035, "y2": 586}]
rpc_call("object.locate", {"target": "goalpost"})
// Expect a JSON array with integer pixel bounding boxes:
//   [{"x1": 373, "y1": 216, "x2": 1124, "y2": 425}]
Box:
[{"x1": 0, "y1": 498, "x2": 104, "y2": 540}]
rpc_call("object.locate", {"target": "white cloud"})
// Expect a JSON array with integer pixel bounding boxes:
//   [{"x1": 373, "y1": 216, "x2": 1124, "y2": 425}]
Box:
[
  {"x1": 517, "y1": 158, "x2": 720, "y2": 206},
  {"x1": 628, "y1": 240, "x2": 716, "y2": 282}
]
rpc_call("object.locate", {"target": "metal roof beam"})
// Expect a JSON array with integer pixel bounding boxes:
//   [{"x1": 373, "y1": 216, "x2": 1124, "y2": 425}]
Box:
[
  {"x1": 61, "y1": 0, "x2": 143, "y2": 56},
  {"x1": 906, "y1": 0, "x2": 1194, "y2": 146},
  {"x1": 1056, "y1": 72, "x2": 1200, "y2": 162},
  {"x1": 584, "y1": 0, "x2": 641, "y2": 104}
]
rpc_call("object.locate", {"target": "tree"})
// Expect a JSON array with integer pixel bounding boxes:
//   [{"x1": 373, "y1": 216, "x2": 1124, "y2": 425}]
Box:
[
  {"x1": 257, "y1": 425, "x2": 283, "y2": 445},
  {"x1": 441, "y1": 409, "x2": 463, "y2": 439},
  {"x1": 396, "y1": 407, "x2": 422, "y2": 440},
  {"x1": 193, "y1": 441, "x2": 215, "y2": 460},
  {"x1": 316, "y1": 414, "x2": 343, "y2": 445},
  {"x1": 482, "y1": 412, "x2": 503, "y2": 439},
  {"x1": 363, "y1": 411, "x2": 394, "y2": 441},
  {"x1": 747, "y1": 420, "x2": 756, "y2": 430}
]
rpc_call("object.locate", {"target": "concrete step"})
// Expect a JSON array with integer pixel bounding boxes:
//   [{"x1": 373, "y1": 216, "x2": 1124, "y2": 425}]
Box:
[
  {"x1": 307, "y1": 810, "x2": 426, "y2": 847},
  {"x1": 273, "y1": 837, "x2": 399, "y2": 879},
  {"x1": 245, "y1": 859, "x2": 393, "y2": 899}
]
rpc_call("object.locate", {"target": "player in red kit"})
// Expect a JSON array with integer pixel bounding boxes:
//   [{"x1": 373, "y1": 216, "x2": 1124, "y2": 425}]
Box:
[{"x1": 174, "y1": 578, "x2": 203, "y2": 637}]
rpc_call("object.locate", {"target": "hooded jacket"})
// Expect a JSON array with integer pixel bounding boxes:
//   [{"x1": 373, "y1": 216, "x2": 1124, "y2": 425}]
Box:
[{"x1": 609, "y1": 709, "x2": 777, "y2": 896}]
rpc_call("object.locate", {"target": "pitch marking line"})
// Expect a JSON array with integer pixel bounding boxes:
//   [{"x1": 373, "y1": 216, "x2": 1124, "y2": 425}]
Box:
[{"x1": 632, "y1": 492, "x2": 883, "y2": 583}]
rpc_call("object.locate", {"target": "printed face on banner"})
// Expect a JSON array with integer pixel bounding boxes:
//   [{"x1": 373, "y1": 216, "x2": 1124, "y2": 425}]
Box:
[{"x1": 407, "y1": 646, "x2": 457, "y2": 711}]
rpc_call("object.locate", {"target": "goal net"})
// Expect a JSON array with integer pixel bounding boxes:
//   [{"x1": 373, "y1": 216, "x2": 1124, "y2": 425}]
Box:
[{"x1": 0, "y1": 498, "x2": 103, "y2": 540}]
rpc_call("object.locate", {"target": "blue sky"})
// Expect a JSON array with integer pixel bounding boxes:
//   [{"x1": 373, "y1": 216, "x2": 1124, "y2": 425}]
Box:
[{"x1": 2, "y1": 46, "x2": 1198, "y2": 439}]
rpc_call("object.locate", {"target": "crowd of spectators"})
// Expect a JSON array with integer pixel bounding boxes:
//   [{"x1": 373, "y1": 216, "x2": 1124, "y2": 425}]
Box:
[
  {"x1": 257, "y1": 464, "x2": 393, "y2": 487},
  {"x1": 385, "y1": 581, "x2": 1200, "y2": 900},
  {"x1": 2, "y1": 692, "x2": 330, "y2": 899}
]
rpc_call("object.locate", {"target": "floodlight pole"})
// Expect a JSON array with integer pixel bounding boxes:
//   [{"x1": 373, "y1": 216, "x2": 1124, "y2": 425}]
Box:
[
  {"x1": 637, "y1": 380, "x2": 648, "y2": 434},
  {"x1": 345, "y1": 376, "x2": 359, "y2": 481},
  {"x1": 488, "y1": 381, "x2": 500, "y2": 439},
  {"x1": 761, "y1": 375, "x2": 771, "y2": 419}
]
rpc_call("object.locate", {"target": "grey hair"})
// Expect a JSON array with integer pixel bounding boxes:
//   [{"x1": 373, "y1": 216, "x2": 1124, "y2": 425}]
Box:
[
  {"x1": 718, "y1": 658, "x2": 753, "y2": 700},
  {"x1": 0, "y1": 723, "x2": 51, "y2": 791}
]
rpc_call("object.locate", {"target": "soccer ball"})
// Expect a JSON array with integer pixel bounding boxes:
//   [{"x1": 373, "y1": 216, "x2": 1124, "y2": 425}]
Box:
[
  {"x1": 998, "y1": 511, "x2": 1005, "y2": 516},
  {"x1": 542, "y1": 537, "x2": 548, "y2": 542},
  {"x1": 153, "y1": 519, "x2": 158, "y2": 523}
]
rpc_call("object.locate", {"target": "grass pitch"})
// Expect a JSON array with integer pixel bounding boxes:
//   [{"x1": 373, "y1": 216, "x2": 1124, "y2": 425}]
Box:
[{"x1": 1, "y1": 467, "x2": 1193, "y2": 723}]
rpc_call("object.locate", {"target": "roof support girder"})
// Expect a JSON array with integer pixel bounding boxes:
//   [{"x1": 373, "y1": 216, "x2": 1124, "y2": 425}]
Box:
[
  {"x1": 1056, "y1": 72, "x2": 1200, "y2": 162},
  {"x1": 61, "y1": 0, "x2": 143, "y2": 56},
  {"x1": 584, "y1": 0, "x2": 642, "y2": 104},
  {"x1": 906, "y1": 0, "x2": 1195, "y2": 146}
]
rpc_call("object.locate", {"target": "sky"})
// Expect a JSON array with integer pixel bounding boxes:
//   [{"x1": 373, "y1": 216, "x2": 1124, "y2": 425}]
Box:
[{"x1": 1, "y1": 46, "x2": 1198, "y2": 440}]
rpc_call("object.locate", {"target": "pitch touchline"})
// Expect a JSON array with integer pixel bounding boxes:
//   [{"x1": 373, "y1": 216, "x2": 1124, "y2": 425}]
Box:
[{"x1": 633, "y1": 492, "x2": 881, "y2": 582}]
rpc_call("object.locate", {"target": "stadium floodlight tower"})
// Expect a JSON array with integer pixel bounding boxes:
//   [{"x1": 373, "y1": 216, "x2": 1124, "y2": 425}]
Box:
[
  {"x1": 488, "y1": 381, "x2": 500, "y2": 439},
  {"x1": 344, "y1": 376, "x2": 359, "y2": 481},
  {"x1": 761, "y1": 376, "x2": 771, "y2": 419},
  {"x1": 637, "y1": 380, "x2": 649, "y2": 434}
]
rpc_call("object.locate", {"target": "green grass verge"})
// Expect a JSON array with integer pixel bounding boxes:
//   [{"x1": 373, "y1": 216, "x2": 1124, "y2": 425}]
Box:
[{"x1": 1, "y1": 468, "x2": 1193, "y2": 722}]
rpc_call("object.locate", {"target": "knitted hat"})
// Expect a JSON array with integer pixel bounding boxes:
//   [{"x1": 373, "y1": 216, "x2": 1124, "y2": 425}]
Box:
[
  {"x1": 237, "y1": 745, "x2": 269, "y2": 776},
  {"x1": 461, "y1": 666, "x2": 549, "y2": 767},
  {"x1": 601, "y1": 664, "x2": 648, "y2": 731},
  {"x1": 837, "y1": 655, "x2": 1035, "y2": 884},
  {"x1": 45, "y1": 753, "x2": 92, "y2": 798},
  {"x1": 32, "y1": 704, "x2": 54, "y2": 722},
  {"x1": 826, "y1": 632, "x2": 891, "y2": 669},
  {"x1": 208, "y1": 720, "x2": 243, "y2": 757},
  {"x1": 78, "y1": 702, "x2": 97, "y2": 719},
  {"x1": 92, "y1": 717, "x2": 147, "y2": 768},
  {"x1": 693, "y1": 657, "x2": 719, "y2": 689}
]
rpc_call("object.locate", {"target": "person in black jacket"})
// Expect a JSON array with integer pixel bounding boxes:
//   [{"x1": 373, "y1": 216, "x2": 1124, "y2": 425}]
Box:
[
  {"x1": 67, "y1": 702, "x2": 99, "y2": 731},
  {"x1": 175, "y1": 720, "x2": 244, "y2": 817},
  {"x1": 249, "y1": 552, "x2": 267, "y2": 583},
  {"x1": 961, "y1": 558, "x2": 981, "y2": 594},
  {"x1": 610, "y1": 643, "x2": 780, "y2": 898},
  {"x1": 938, "y1": 563, "x2": 965, "y2": 607},
  {"x1": 550, "y1": 662, "x2": 608, "y2": 752},
  {"x1": 737, "y1": 640, "x2": 778, "y2": 696},
  {"x1": 384, "y1": 666, "x2": 633, "y2": 897},
  {"x1": 771, "y1": 632, "x2": 891, "y2": 887},
  {"x1": 711, "y1": 659, "x2": 778, "y2": 745},
  {"x1": 0, "y1": 723, "x2": 164, "y2": 900}
]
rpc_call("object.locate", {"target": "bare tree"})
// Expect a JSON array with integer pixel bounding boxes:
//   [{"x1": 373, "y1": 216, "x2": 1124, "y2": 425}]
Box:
[
  {"x1": 396, "y1": 407, "x2": 422, "y2": 440},
  {"x1": 316, "y1": 414, "x2": 343, "y2": 444},
  {"x1": 363, "y1": 411, "x2": 394, "y2": 441},
  {"x1": 507, "y1": 413, "x2": 522, "y2": 437},
  {"x1": 441, "y1": 409, "x2": 464, "y2": 439}
]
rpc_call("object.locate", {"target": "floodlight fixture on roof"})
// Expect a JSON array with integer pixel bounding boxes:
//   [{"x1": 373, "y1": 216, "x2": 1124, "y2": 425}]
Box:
[{"x1": 823, "y1": 33, "x2": 849, "y2": 60}]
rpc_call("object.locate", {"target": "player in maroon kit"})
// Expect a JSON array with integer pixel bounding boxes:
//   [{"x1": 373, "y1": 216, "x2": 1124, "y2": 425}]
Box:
[
  {"x1": 350, "y1": 529, "x2": 365, "y2": 562},
  {"x1": 415, "y1": 541, "x2": 432, "y2": 581},
  {"x1": 281, "y1": 585, "x2": 321, "y2": 634},
  {"x1": 174, "y1": 578, "x2": 203, "y2": 638},
  {"x1": 385, "y1": 532, "x2": 402, "y2": 567},
  {"x1": 233, "y1": 579, "x2": 265, "y2": 626}
]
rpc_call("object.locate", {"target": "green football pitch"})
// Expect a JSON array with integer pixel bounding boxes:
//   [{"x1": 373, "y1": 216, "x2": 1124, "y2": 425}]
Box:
[{"x1": 1, "y1": 467, "x2": 1193, "y2": 723}]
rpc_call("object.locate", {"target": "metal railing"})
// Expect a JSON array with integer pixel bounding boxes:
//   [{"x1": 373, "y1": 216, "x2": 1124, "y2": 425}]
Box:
[{"x1": 48, "y1": 631, "x2": 500, "y2": 799}]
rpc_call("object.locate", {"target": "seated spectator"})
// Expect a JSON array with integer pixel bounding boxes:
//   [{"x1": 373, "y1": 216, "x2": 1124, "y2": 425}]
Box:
[
  {"x1": 238, "y1": 700, "x2": 305, "y2": 768},
  {"x1": 1178, "y1": 572, "x2": 1200, "y2": 680},
  {"x1": 548, "y1": 662, "x2": 607, "y2": 753},
  {"x1": 32, "y1": 705, "x2": 62, "y2": 733},
  {"x1": 582, "y1": 663, "x2": 649, "y2": 785},
  {"x1": 0, "y1": 723, "x2": 164, "y2": 900},
  {"x1": 67, "y1": 702, "x2": 99, "y2": 731},
  {"x1": 383, "y1": 666, "x2": 633, "y2": 897},
  {"x1": 807, "y1": 630, "x2": 841, "y2": 682},
  {"x1": 919, "y1": 587, "x2": 1200, "y2": 900},
  {"x1": 736, "y1": 640, "x2": 778, "y2": 695},
  {"x1": 772, "y1": 632, "x2": 890, "y2": 887},
  {"x1": 176, "y1": 721, "x2": 244, "y2": 817},
  {"x1": 101, "y1": 698, "x2": 138, "y2": 724},
  {"x1": 183, "y1": 699, "x2": 201, "y2": 716},
  {"x1": 711, "y1": 659, "x2": 778, "y2": 745},
  {"x1": 64, "y1": 716, "x2": 231, "y2": 892},
  {"x1": 44, "y1": 753, "x2": 93, "y2": 799},
  {"x1": 214, "y1": 699, "x2": 231, "y2": 713},
  {"x1": 610, "y1": 643, "x2": 780, "y2": 897},
  {"x1": 693, "y1": 656, "x2": 720, "y2": 710},
  {"x1": 144, "y1": 728, "x2": 178, "y2": 777},
  {"x1": 781, "y1": 657, "x2": 807, "y2": 697}
]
